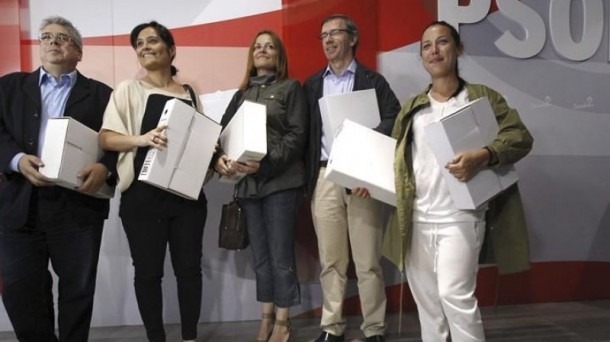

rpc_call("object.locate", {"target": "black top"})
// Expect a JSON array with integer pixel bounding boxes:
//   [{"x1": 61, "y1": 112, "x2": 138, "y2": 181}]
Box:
[{"x1": 119, "y1": 94, "x2": 206, "y2": 220}]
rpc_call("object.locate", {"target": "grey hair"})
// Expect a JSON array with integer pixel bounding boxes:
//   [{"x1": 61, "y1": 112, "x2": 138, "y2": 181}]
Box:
[{"x1": 39, "y1": 16, "x2": 83, "y2": 51}]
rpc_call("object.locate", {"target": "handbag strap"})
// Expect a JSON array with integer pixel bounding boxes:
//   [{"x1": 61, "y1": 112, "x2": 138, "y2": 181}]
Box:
[{"x1": 183, "y1": 84, "x2": 198, "y2": 109}]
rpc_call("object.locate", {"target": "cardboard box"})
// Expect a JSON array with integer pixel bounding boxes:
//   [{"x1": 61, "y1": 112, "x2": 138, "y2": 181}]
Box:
[
  {"x1": 424, "y1": 97, "x2": 519, "y2": 209},
  {"x1": 324, "y1": 119, "x2": 397, "y2": 206},
  {"x1": 138, "y1": 99, "x2": 221, "y2": 200},
  {"x1": 199, "y1": 88, "x2": 238, "y2": 124},
  {"x1": 218, "y1": 100, "x2": 267, "y2": 184},
  {"x1": 319, "y1": 88, "x2": 381, "y2": 150},
  {"x1": 138, "y1": 99, "x2": 192, "y2": 188},
  {"x1": 40, "y1": 117, "x2": 115, "y2": 198}
]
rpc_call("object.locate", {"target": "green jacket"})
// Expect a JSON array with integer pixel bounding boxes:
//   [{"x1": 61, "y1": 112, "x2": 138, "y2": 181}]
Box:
[{"x1": 382, "y1": 82, "x2": 534, "y2": 275}]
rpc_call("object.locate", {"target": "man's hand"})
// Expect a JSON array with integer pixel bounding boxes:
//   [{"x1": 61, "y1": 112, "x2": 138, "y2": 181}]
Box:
[
  {"x1": 18, "y1": 155, "x2": 54, "y2": 187},
  {"x1": 445, "y1": 148, "x2": 490, "y2": 182},
  {"x1": 352, "y1": 187, "x2": 371, "y2": 199},
  {"x1": 76, "y1": 163, "x2": 108, "y2": 194}
]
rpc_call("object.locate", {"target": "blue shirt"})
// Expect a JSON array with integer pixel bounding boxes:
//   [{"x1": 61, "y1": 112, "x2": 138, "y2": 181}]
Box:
[
  {"x1": 10, "y1": 68, "x2": 77, "y2": 172},
  {"x1": 320, "y1": 59, "x2": 356, "y2": 161}
]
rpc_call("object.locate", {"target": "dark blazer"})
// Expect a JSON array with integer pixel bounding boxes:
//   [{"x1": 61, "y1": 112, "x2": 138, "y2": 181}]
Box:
[
  {"x1": 0, "y1": 68, "x2": 115, "y2": 230},
  {"x1": 302, "y1": 62, "x2": 401, "y2": 198}
]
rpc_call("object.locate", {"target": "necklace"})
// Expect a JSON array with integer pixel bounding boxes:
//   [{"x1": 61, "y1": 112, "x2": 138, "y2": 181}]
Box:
[
  {"x1": 431, "y1": 78, "x2": 465, "y2": 102},
  {"x1": 431, "y1": 91, "x2": 454, "y2": 103}
]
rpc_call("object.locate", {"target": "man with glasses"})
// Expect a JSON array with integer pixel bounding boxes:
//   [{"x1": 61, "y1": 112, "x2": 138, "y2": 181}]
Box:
[
  {"x1": 0, "y1": 16, "x2": 116, "y2": 341},
  {"x1": 303, "y1": 14, "x2": 401, "y2": 342}
]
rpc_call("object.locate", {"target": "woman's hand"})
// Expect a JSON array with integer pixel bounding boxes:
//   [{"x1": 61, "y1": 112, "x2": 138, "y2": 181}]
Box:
[
  {"x1": 137, "y1": 125, "x2": 168, "y2": 150},
  {"x1": 215, "y1": 154, "x2": 236, "y2": 176},
  {"x1": 231, "y1": 160, "x2": 260, "y2": 175},
  {"x1": 445, "y1": 148, "x2": 490, "y2": 182}
]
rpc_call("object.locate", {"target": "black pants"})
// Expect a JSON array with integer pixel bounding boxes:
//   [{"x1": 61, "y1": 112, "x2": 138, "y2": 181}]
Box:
[
  {"x1": 0, "y1": 216, "x2": 103, "y2": 342},
  {"x1": 121, "y1": 206, "x2": 206, "y2": 342}
]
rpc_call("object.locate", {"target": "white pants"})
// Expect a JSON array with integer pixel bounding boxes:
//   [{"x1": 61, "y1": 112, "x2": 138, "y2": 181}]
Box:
[{"x1": 406, "y1": 221, "x2": 486, "y2": 342}]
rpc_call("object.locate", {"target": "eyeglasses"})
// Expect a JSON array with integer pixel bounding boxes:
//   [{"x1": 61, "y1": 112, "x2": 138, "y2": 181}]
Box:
[
  {"x1": 318, "y1": 29, "x2": 350, "y2": 40},
  {"x1": 39, "y1": 32, "x2": 73, "y2": 46}
]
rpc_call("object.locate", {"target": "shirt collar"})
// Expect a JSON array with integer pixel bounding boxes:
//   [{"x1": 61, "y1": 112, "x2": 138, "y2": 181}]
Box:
[
  {"x1": 249, "y1": 74, "x2": 276, "y2": 86},
  {"x1": 323, "y1": 59, "x2": 357, "y2": 78},
  {"x1": 39, "y1": 68, "x2": 77, "y2": 87}
]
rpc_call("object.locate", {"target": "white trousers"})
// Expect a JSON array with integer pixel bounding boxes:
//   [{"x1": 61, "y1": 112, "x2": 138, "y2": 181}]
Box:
[{"x1": 406, "y1": 221, "x2": 486, "y2": 342}]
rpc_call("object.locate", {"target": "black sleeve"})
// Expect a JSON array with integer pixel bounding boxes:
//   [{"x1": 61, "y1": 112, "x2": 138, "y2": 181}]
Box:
[
  {"x1": 94, "y1": 81, "x2": 119, "y2": 185},
  {"x1": 211, "y1": 90, "x2": 242, "y2": 167},
  {"x1": 372, "y1": 73, "x2": 401, "y2": 136}
]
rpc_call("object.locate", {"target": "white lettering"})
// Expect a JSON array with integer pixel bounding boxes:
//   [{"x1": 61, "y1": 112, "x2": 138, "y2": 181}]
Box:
[
  {"x1": 438, "y1": 0, "x2": 491, "y2": 32},
  {"x1": 436, "y1": 0, "x2": 607, "y2": 62},
  {"x1": 549, "y1": 0, "x2": 603, "y2": 61},
  {"x1": 495, "y1": 0, "x2": 546, "y2": 59}
]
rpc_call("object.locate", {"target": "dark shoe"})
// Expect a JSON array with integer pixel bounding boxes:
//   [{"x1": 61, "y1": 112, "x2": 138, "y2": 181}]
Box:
[
  {"x1": 365, "y1": 335, "x2": 385, "y2": 342},
  {"x1": 313, "y1": 331, "x2": 344, "y2": 342}
]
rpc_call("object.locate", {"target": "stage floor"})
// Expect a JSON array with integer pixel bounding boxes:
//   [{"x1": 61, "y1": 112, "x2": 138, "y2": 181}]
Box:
[{"x1": 1, "y1": 300, "x2": 609, "y2": 341}]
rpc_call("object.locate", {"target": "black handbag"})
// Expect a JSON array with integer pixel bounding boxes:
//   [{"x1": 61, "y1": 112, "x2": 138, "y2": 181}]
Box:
[{"x1": 218, "y1": 197, "x2": 249, "y2": 250}]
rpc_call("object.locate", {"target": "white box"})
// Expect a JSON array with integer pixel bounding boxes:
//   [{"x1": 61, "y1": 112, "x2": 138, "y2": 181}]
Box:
[
  {"x1": 199, "y1": 88, "x2": 238, "y2": 124},
  {"x1": 138, "y1": 99, "x2": 221, "y2": 200},
  {"x1": 40, "y1": 117, "x2": 115, "y2": 198},
  {"x1": 424, "y1": 97, "x2": 519, "y2": 210},
  {"x1": 138, "y1": 99, "x2": 192, "y2": 187},
  {"x1": 319, "y1": 89, "x2": 381, "y2": 150},
  {"x1": 167, "y1": 113, "x2": 220, "y2": 198},
  {"x1": 218, "y1": 100, "x2": 267, "y2": 184},
  {"x1": 324, "y1": 119, "x2": 397, "y2": 206}
]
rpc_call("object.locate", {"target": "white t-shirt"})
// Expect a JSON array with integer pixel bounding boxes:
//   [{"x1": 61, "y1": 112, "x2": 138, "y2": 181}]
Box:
[{"x1": 411, "y1": 88, "x2": 486, "y2": 223}]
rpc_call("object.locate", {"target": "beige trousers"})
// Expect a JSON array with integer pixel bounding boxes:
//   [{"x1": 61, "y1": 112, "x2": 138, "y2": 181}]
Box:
[{"x1": 311, "y1": 170, "x2": 386, "y2": 337}]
